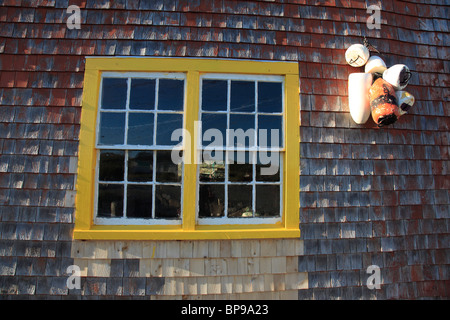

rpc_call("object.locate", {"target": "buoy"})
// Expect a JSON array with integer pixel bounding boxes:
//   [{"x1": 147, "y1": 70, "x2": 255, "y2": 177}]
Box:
[
  {"x1": 369, "y1": 78, "x2": 400, "y2": 127},
  {"x1": 345, "y1": 44, "x2": 370, "y2": 67},
  {"x1": 396, "y1": 91, "x2": 415, "y2": 115},
  {"x1": 348, "y1": 73, "x2": 373, "y2": 124},
  {"x1": 382, "y1": 64, "x2": 411, "y2": 90},
  {"x1": 365, "y1": 56, "x2": 387, "y2": 74}
]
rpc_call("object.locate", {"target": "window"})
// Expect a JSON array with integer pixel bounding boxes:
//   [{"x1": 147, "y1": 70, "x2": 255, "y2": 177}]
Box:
[{"x1": 74, "y1": 58, "x2": 300, "y2": 240}]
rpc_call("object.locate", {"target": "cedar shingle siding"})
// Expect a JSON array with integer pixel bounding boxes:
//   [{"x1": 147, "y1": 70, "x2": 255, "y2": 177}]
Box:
[{"x1": 0, "y1": 0, "x2": 449, "y2": 299}]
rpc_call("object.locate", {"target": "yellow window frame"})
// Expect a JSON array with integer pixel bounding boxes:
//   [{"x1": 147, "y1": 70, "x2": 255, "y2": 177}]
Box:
[{"x1": 74, "y1": 57, "x2": 300, "y2": 240}]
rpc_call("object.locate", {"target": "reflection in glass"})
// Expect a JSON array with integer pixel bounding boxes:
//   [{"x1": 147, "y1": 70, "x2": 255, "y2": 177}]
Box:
[
  {"x1": 199, "y1": 161, "x2": 225, "y2": 182},
  {"x1": 97, "y1": 184, "x2": 123, "y2": 218},
  {"x1": 228, "y1": 185, "x2": 252, "y2": 218},
  {"x1": 256, "y1": 185, "x2": 280, "y2": 217},
  {"x1": 199, "y1": 184, "x2": 225, "y2": 218},
  {"x1": 101, "y1": 78, "x2": 127, "y2": 110},
  {"x1": 201, "y1": 113, "x2": 227, "y2": 147},
  {"x1": 155, "y1": 185, "x2": 181, "y2": 219},
  {"x1": 156, "y1": 150, "x2": 182, "y2": 182},
  {"x1": 99, "y1": 150, "x2": 124, "y2": 182},
  {"x1": 98, "y1": 112, "x2": 125, "y2": 145},
  {"x1": 127, "y1": 113, "x2": 154, "y2": 145},
  {"x1": 258, "y1": 82, "x2": 282, "y2": 113},
  {"x1": 258, "y1": 115, "x2": 283, "y2": 148},
  {"x1": 228, "y1": 151, "x2": 252, "y2": 182},
  {"x1": 229, "y1": 114, "x2": 255, "y2": 148},
  {"x1": 202, "y1": 80, "x2": 227, "y2": 111},
  {"x1": 130, "y1": 79, "x2": 155, "y2": 110},
  {"x1": 128, "y1": 151, "x2": 153, "y2": 182},
  {"x1": 127, "y1": 185, "x2": 153, "y2": 218},
  {"x1": 231, "y1": 81, "x2": 255, "y2": 112},
  {"x1": 158, "y1": 79, "x2": 184, "y2": 111},
  {"x1": 156, "y1": 113, "x2": 183, "y2": 146}
]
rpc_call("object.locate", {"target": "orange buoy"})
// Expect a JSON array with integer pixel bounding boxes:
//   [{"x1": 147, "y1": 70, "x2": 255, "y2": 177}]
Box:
[{"x1": 369, "y1": 78, "x2": 400, "y2": 127}]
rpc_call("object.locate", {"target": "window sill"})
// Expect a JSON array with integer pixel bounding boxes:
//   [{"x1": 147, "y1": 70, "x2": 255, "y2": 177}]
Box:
[{"x1": 73, "y1": 225, "x2": 300, "y2": 240}]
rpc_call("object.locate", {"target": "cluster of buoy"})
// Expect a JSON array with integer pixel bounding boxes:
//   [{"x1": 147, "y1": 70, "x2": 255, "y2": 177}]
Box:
[{"x1": 345, "y1": 43, "x2": 415, "y2": 127}]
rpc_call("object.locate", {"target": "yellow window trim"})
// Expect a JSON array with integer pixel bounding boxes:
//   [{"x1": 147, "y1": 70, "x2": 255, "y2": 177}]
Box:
[{"x1": 74, "y1": 57, "x2": 300, "y2": 240}]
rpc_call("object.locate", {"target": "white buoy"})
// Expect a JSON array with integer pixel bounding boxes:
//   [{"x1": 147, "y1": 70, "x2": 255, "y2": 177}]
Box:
[
  {"x1": 365, "y1": 56, "x2": 387, "y2": 74},
  {"x1": 396, "y1": 91, "x2": 415, "y2": 115},
  {"x1": 345, "y1": 44, "x2": 370, "y2": 67},
  {"x1": 383, "y1": 64, "x2": 411, "y2": 90},
  {"x1": 348, "y1": 73, "x2": 373, "y2": 124}
]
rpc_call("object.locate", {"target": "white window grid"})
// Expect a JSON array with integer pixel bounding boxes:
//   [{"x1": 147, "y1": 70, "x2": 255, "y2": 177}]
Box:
[
  {"x1": 94, "y1": 72, "x2": 185, "y2": 225},
  {"x1": 197, "y1": 74, "x2": 285, "y2": 225}
]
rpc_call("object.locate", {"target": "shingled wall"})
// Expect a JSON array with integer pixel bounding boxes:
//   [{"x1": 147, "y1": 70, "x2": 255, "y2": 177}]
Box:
[{"x1": 0, "y1": 0, "x2": 448, "y2": 299}]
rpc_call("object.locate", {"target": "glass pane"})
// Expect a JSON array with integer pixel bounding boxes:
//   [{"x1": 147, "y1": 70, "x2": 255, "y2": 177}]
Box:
[
  {"x1": 156, "y1": 113, "x2": 183, "y2": 146},
  {"x1": 97, "y1": 184, "x2": 123, "y2": 218},
  {"x1": 130, "y1": 78, "x2": 155, "y2": 110},
  {"x1": 201, "y1": 113, "x2": 227, "y2": 147},
  {"x1": 158, "y1": 79, "x2": 184, "y2": 111},
  {"x1": 128, "y1": 150, "x2": 153, "y2": 182},
  {"x1": 228, "y1": 185, "x2": 253, "y2": 218},
  {"x1": 101, "y1": 78, "x2": 127, "y2": 110},
  {"x1": 258, "y1": 82, "x2": 282, "y2": 113},
  {"x1": 127, "y1": 185, "x2": 153, "y2": 218},
  {"x1": 198, "y1": 184, "x2": 225, "y2": 218},
  {"x1": 256, "y1": 151, "x2": 280, "y2": 181},
  {"x1": 127, "y1": 113, "x2": 154, "y2": 145},
  {"x1": 256, "y1": 185, "x2": 280, "y2": 217},
  {"x1": 229, "y1": 114, "x2": 255, "y2": 148},
  {"x1": 156, "y1": 150, "x2": 182, "y2": 182},
  {"x1": 258, "y1": 115, "x2": 283, "y2": 148},
  {"x1": 99, "y1": 150, "x2": 124, "y2": 182},
  {"x1": 199, "y1": 160, "x2": 225, "y2": 182},
  {"x1": 231, "y1": 81, "x2": 255, "y2": 112},
  {"x1": 155, "y1": 185, "x2": 181, "y2": 219},
  {"x1": 202, "y1": 80, "x2": 227, "y2": 111},
  {"x1": 228, "y1": 151, "x2": 253, "y2": 182},
  {"x1": 98, "y1": 112, "x2": 125, "y2": 145}
]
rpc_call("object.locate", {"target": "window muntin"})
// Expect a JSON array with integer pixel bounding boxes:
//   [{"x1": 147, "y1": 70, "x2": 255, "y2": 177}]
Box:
[
  {"x1": 198, "y1": 74, "x2": 284, "y2": 225},
  {"x1": 95, "y1": 73, "x2": 185, "y2": 225}
]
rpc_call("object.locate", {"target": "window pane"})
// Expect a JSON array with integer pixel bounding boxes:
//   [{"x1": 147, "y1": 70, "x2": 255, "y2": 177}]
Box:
[
  {"x1": 199, "y1": 160, "x2": 225, "y2": 182},
  {"x1": 128, "y1": 150, "x2": 153, "y2": 182},
  {"x1": 231, "y1": 81, "x2": 255, "y2": 112},
  {"x1": 228, "y1": 151, "x2": 253, "y2": 182},
  {"x1": 127, "y1": 113, "x2": 154, "y2": 145},
  {"x1": 156, "y1": 150, "x2": 182, "y2": 182},
  {"x1": 98, "y1": 112, "x2": 125, "y2": 145},
  {"x1": 99, "y1": 150, "x2": 124, "y2": 182},
  {"x1": 256, "y1": 151, "x2": 281, "y2": 182},
  {"x1": 158, "y1": 79, "x2": 184, "y2": 111},
  {"x1": 156, "y1": 113, "x2": 183, "y2": 146},
  {"x1": 130, "y1": 79, "x2": 155, "y2": 110},
  {"x1": 258, "y1": 115, "x2": 283, "y2": 148},
  {"x1": 101, "y1": 78, "x2": 127, "y2": 110},
  {"x1": 229, "y1": 114, "x2": 255, "y2": 148},
  {"x1": 155, "y1": 185, "x2": 181, "y2": 219},
  {"x1": 258, "y1": 82, "x2": 282, "y2": 113},
  {"x1": 199, "y1": 184, "x2": 225, "y2": 218},
  {"x1": 97, "y1": 184, "x2": 123, "y2": 218},
  {"x1": 127, "y1": 185, "x2": 153, "y2": 218},
  {"x1": 256, "y1": 185, "x2": 280, "y2": 217},
  {"x1": 201, "y1": 113, "x2": 227, "y2": 147},
  {"x1": 202, "y1": 80, "x2": 227, "y2": 111},
  {"x1": 228, "y1": 185, "x2": 252, "y2": 218}
]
